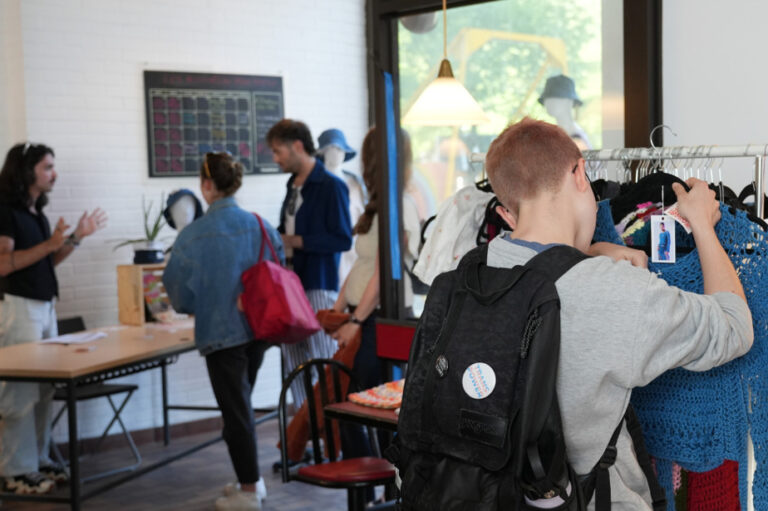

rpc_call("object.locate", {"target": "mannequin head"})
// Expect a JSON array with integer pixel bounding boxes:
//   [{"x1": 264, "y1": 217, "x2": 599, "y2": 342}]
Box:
[
  {"x1": 316, "y1": 129, "x2": 356, "y2": 172},
  {"x1": 538, "y1": 74, "x2": 583, "y2": 135},
  {"x1": 320, "y1": 145, "x2": 346, "y2": 173},
  {"x1": 164, "y1": 188, "x2": 203, "y2": 231},
  {"x1": 543, "y1": 97, "x2": 575, "y2": 125},
  {"x1": 169, "y1": 195, "x2": 197, "y2": 231}
]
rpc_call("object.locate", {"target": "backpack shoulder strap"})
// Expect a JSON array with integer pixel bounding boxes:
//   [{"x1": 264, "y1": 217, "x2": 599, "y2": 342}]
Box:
[
  {"x1": 624, "y1": 406, "x2": 667, "y2": 511},
  {"x1": 585, "y1": 405, "x2": 667, "y2": 511},
  {"x1": 523, "y1": 245, "x2": 589, "y2": 282}
]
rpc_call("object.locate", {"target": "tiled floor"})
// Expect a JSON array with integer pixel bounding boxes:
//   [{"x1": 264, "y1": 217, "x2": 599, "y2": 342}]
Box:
[{"x1": 0, "y1": 417, "x2": 352, "y2": 510}]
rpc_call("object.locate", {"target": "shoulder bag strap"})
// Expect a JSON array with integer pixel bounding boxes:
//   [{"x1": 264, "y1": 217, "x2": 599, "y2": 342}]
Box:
[{"x1": 253, "y1": 213, "x2": 279, "y2": 264}]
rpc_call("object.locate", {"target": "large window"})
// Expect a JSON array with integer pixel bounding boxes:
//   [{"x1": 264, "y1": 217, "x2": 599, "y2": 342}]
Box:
[
  {"x1": 398, "y1": 0, "x2": 623, "y2": 219},
  {"x1": 370, "y1": 0, "x2": 658, "y2": 320}
]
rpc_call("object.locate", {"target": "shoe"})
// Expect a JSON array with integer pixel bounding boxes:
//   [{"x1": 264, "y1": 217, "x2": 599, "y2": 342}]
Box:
[
  {"x1": 39, "y1": 463, "x2": 69, "y2": 484},
  {"x1": 271, "y1": 448, "x2": 313, "y2": 473},
  {"x1": 2, "y1": 472, "x2": 56, "y2": 494},
  {"x1": 223, "y1": 477, "x2": 267, "y2": 499},
  {"x1": 215, "y1": 488, "x2": 261, "y2": 511}
]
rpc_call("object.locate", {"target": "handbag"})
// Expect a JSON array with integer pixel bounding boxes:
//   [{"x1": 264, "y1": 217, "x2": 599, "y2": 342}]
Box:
[{"x1": 240, "y1": 214, "x2": 321, "y2": 344}]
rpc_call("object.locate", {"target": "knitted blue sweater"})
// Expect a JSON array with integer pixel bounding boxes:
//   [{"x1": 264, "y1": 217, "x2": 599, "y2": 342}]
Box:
[{"x1": 594, "y1": 201, "x2": 768, "y2": 510}]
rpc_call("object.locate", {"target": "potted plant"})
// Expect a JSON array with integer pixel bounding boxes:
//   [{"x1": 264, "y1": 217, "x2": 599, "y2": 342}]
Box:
[{"x1": 113, "y1": 195, "x2": 167, "y2": 264}]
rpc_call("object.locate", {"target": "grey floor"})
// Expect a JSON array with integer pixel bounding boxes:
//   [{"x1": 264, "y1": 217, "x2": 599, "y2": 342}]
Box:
[{"x1": 0, "y1": 416, "x2": 353, "y2": 510}]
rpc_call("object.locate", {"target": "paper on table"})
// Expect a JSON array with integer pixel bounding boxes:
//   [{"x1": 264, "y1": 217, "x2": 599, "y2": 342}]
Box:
[{"x1": 39, "y1": 332, "x2": 107, "y2": 345}]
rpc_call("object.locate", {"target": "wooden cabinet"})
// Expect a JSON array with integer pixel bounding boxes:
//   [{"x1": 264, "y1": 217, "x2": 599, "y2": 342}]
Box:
[{"x1": 116, "y1": 264, "x2": 168, "y2": 325}]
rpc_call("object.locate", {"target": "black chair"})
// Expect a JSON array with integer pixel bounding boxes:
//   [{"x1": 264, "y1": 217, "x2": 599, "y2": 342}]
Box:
[
  {"x1": 278, "y1": 358, "x2": 396, "y2": 511},
  {"x1": 51, "y1": 317, "x2": 141, "y2": 482}
]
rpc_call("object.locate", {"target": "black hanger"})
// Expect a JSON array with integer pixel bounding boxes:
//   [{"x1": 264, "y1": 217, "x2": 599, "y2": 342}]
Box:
[
  {"x1": 475, "y1": 178, "x2": 493, "y2": 193},
  {"x1": 590, "y1": 178, "x2": 622, "y2": 201},
  {"x1": 476, "y1": 196, "x2": 511, "y2": 245},
  {"x1": 609, "y1": 173, "x2": 688, "y2": 225}
]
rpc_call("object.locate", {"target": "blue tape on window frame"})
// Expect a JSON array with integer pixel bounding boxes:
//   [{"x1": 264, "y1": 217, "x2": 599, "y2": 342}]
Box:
[{"x1": 384, "y1": 72, "x2": 402, "y2": 281}]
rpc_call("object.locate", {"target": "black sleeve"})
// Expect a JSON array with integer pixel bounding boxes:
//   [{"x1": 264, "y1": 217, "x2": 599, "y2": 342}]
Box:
[{"x1": 0, "y1": 203, "x2": 16, "y2": 239}]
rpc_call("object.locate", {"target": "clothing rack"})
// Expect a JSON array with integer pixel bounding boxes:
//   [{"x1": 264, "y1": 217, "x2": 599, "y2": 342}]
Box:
[{"x1": 471, "y1": 144, "x2": 768, "y2": 217}]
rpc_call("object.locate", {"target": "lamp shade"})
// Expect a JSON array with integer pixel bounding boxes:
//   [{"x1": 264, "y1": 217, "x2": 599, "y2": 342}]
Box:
[{"x1": 402, "y1": 60, "x2": 490, "y2": 126}]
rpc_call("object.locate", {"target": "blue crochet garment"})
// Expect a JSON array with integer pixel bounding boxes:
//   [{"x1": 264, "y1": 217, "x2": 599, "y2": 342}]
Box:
[{"x1": 594, "y1": 201, "x2": 768, "y2": 510}]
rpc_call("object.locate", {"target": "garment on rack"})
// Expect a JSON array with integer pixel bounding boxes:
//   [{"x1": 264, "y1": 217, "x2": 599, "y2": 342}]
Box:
[
  {"x1": 412, "y1": 185, "x2": 494, "y2": 286},
  {"x1": 608, "y1": 172, "x2": 685, "y2": 225},
  {"x1": 590, "y1": 178, "x2": 623, "y2": 201},
  {"x1": 594, "y1": 200, "x2": 768, "y2": 510}
]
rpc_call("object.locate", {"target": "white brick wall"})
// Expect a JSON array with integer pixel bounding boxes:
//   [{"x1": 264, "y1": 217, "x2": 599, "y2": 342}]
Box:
[
  {"x1": 0, "y1": 0, "x2": 28, "y2": 148},
  {"x1": 7, "y1": 0, "x2": 367, "y2": 440}
]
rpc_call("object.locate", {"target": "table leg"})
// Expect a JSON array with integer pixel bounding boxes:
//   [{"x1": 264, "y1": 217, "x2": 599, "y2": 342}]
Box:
[
  {"x1": 161, "y1": 360, "x2": 170, "y2": 446},
  {"x1": 66, "y1": 380, "x2": 81, "y2": 511}
]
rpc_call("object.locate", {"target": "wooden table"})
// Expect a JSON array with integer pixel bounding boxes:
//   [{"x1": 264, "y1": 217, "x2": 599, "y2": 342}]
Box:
[
  {"x1": 324, "y1": 401, "x2": 399, "y2": 432},
  {"x1": 0, "y1": 320, "x2": 196, "y2": 511}
]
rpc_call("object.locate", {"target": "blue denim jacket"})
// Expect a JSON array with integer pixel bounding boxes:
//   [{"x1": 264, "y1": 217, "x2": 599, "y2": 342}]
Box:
[
  {"x1": 163, "y1": 197, "x2": 284, "y2": 355},
  {"x1": 278, "y1": 159, "x2": 353, "y2": 291}
]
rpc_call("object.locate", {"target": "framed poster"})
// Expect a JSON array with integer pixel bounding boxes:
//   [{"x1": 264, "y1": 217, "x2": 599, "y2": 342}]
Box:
[{"x1": 144, "y1": 71, "x2": 284, "y2": 177}]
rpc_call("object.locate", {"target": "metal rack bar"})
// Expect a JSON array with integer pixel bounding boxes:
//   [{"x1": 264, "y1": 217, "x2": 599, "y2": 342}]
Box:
[{"x1": 470, "y1": 144, "x2": 768, "y2": 218}]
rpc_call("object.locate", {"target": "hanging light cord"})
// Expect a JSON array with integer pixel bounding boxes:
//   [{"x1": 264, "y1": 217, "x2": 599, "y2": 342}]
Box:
[{"x1": 442, "y1": 0, "x2": 448, "y2": 59}]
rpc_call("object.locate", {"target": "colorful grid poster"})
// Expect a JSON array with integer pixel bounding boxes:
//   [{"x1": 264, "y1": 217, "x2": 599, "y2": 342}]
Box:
[{"x1": 144, "y1": 71, "x2": 284, "y2": 177}]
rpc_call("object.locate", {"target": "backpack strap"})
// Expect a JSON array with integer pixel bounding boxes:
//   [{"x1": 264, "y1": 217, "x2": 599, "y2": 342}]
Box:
[
  {"x1": 584, "y1": 405, "x2": 667, "y2": 511},
  {"x1": 522, "y1": 245, "x2": 589, "y2": 282},
  {"x1": 624, "y1": 406, "x2": 667, "y2": 511}
]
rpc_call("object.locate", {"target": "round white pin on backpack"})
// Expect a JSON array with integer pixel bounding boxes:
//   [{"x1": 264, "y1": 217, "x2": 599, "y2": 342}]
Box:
[{"x1": 462, "y1": 362, "x2": 496, "y2": 399}]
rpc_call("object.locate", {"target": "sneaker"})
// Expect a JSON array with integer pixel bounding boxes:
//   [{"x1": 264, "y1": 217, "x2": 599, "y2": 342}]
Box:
[
  {"x1": 223, "y1": 477, "x2": 267, "y2": 500},
  {"x1": 40, "y1": 463, "x2": 69, "y2": 484},
  {"x1": 2, "y1": 472, "x2": 56, "y2": 494},
  {"x1": 215, "y1": 488, "x2": 261, "y2": 511}
]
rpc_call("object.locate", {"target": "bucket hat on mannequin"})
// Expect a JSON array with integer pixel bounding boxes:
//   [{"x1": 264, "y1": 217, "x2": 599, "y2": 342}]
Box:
[
  {"x1": 538, "y1": 74, "x2": 583, "y2": 106},
  {"x1": 317, "y1": 129, "x2": 356, "y2": 162}
]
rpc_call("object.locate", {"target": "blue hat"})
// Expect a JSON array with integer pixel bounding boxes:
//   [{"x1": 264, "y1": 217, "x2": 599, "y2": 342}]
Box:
[
  {"x1": 538, "y1": 74, "x2": 583, "y2": 107},
  {"x1": 164, "y1": 189, "x2": 203, "y2": 229},
  {"x1": 317, "y1": 129, "x2": 356, "y2": 162}
]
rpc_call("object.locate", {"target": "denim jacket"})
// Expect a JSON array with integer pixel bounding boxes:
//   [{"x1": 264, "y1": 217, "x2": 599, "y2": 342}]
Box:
[
  {"x1": 278, "y1": 159, "x2": 353, "y2": 291},
  {"x1": 163, "y1": 197, "x2": 284, "y2": 355}
]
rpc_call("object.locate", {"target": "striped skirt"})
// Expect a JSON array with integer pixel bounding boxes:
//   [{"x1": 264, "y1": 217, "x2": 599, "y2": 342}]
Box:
[{"x1": 281, "y1": 289, "x2": 339, "y2": 407}]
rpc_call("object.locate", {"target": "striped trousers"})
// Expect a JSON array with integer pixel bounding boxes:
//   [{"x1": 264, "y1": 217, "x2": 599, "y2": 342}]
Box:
[{"x1": 281, "y1": 289, "x2": 338, "y2": 408}]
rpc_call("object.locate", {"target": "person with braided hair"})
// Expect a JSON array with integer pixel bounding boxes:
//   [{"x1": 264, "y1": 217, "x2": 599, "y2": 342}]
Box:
[{"x1": 163, "y1": 152, "x2": 283, "y2": 511}]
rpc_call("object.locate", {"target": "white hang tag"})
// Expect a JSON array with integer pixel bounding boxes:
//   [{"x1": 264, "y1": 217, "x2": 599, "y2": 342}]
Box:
[
  {"x1": 462, "y1": 362, "x2": 496, "y2": 400},
  {"x1": 651, "y1": 215, "x2": 676, "y2": 264},
  {"x1": 663, "y1": 202, "x2": 692, "y2": 233}
]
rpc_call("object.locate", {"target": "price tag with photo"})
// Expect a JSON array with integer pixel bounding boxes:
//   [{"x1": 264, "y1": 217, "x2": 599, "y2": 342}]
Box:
[{"x1": 651, "y1": 215, "x2": 675, "y2": 264}]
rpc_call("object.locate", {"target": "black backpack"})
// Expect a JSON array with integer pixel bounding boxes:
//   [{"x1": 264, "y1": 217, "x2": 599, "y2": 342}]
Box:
[{"x1": 386, "y1": 245, "x2": 666, "y2": 511}]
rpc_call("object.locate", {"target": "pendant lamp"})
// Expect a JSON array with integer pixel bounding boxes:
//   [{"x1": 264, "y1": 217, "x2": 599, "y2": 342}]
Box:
[{"x1": 402, "y1": 0, "x2": 490, "y2": 126}]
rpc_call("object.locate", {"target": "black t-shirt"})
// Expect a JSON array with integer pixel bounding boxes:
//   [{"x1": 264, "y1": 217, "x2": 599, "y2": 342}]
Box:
[{"x1": 0, "y1": 202, "x2": 58, "y2": 301}]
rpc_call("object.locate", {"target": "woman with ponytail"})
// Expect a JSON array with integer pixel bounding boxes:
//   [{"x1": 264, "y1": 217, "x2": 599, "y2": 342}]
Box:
[
  {"x1": 330, "y1": 128, "x2": 420, "y2": 457},
  {"x1": 163, "y1": 152, "x2": 283, "y2": 511}
]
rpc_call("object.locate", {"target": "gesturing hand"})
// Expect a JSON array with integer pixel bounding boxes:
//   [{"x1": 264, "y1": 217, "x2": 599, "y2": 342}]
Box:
[
  {"x1": 49, "y1": 217, "x2": 70, "y2": 252},
  {"x1": 74, "y1": 208, "x2": 108, "y2": 239}
]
